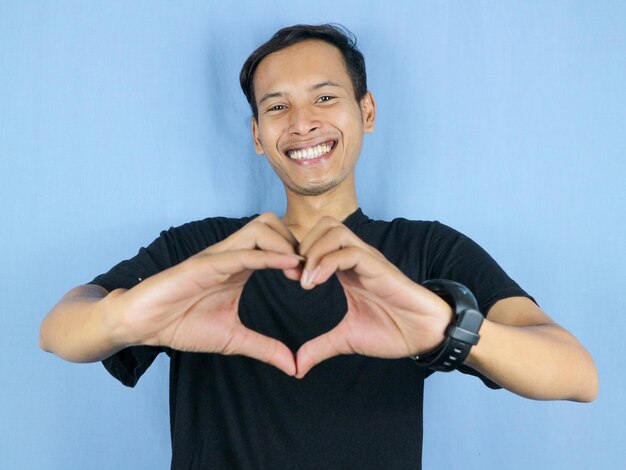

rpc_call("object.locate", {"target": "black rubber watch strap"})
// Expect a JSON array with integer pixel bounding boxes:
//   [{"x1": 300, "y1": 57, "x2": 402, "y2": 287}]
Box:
[{"x1": 412, "y1": 280, "x2": 484, "y2": 372}]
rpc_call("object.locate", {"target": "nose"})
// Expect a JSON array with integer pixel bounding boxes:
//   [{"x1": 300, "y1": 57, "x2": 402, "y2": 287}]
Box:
[{"x1": 288, "y1": 105, "x2": 321, "y2": 135}]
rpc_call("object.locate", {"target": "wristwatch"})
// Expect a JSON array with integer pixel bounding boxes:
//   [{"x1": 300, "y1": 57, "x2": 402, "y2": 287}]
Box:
[{"x1": 412, "y1": 279, "x2": 484, "y2": 372}]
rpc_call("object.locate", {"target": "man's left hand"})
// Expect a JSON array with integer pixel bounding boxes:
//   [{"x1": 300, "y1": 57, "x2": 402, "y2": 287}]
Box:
[{"x1": 295, "y1": 216, "x2": 454, "y2": 378}]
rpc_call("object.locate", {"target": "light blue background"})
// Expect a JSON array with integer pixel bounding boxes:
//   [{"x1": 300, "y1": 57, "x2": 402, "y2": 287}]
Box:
[{"x1": 1, "y1": 1, "x2": 624, "y2": 469}]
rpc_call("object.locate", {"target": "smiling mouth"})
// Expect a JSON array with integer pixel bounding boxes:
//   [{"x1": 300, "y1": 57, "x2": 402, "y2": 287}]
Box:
[{"x1": 286, "y1": 140, "x2": 336, "y2": 160}]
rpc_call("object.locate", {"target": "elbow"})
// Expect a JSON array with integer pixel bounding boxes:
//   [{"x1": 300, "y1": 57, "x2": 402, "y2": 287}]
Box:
[
  {"x1": 578, "y1": 365, "x2": 600, "y2": 403},
  {"x1": 39, "y1": 316, "x2": 53, "y2": 354},
  {"x1": 570, "y1": 354, "x2": 600, "y2": 403}
]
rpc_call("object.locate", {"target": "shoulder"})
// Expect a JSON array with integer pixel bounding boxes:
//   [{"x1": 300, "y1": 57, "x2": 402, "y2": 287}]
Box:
[
  {"x1": 154, "y1": 214, "x2": 258, "y2": 262},
  {"x1": 354, "y1": 214, "x2": 441, "y2": 274},
  {"x1": 355, "y1": 213, "x2": 451, "y2": 248},
  {"x1": 173, "y1": 214, "x2": 258, "y2": 241}
]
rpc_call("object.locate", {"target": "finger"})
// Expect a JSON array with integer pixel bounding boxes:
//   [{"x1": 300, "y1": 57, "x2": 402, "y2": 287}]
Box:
[
  {"x1": 254, "y1": 212, "x2": 299, "y2": 247},
  {"x1": 300, "y1": 245, "x2": 359, "y2": 290},
  {"x1": 300, "y1": 222, "x2": 372, "y2": 289},
  {"x1": 214, "y1": 219, "x2": 301, "y2": 254},
  {"x1": 228, "y1": 325, "x2": 296, "y2": 376},
  {"x1": 295, "y1": 322, "x2": 352, "y2": 378},
  {"x1": 298, "y1": 216, "x2": 342, "y2": 257},
  {"x1": 249, "y1": 222, "x2": 302, "y2": 256},
  {"x1": 241, "y1": 213, "x2": 299, "y2": 253},
  {"x1": 212, "y1": 249, "x2": 303, "y2": 275},
  {"x1": 206, "y1": 214, "x2": 300, "y2": 256},
  {"x1": 302, "y1": 246, "x2": 390, "y2": 290},
  {"x1": 183, "y1": 250, "x2": 302, "y2": 290},
  {"x1": 222, "y1": 222, "x2": 298, "y2": 254},
  {"x1": 282, "y1": 265, "x2": 304, "y2": 282},
  {"x1": 301, "y1": 225, "x2": 367, "y2": 271}
]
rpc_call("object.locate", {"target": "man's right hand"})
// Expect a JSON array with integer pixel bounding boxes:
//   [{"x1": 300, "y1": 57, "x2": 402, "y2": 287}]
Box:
[{"x1": 40, "y1": 213, "x2": 302, "y2": 376}]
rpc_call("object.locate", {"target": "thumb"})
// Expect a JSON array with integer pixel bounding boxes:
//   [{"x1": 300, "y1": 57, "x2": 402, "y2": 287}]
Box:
[
  {"x1": 230, "y1": 326, "x2": 297, "y2": 376},
  {"x1": 295, "y1": 324, "x2": 351, "y2": 379}
]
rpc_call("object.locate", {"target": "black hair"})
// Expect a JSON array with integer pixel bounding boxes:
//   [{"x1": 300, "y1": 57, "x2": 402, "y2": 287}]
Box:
[{"x1": 240, "y1": 24, "x2": 367, "y2": 119}]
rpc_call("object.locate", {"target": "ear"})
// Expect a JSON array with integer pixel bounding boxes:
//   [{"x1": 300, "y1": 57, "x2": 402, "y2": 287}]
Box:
[
  {"x1": 360, "y1": 91, "x2": 376, "y2": 133},
  {"x1": 251, "y1": 117, "x2": 264, "y2": 155}
]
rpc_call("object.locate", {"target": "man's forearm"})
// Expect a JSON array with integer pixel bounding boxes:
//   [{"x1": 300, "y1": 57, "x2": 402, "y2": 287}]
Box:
[
  {"x1": 39, "y1": 285, "x2": 131, "y2": 363},
  {"x1": 463, "y1": 319, "x2": 599, "y2": 402}
]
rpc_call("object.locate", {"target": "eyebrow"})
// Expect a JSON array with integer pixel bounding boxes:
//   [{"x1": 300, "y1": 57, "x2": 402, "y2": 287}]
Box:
[{"x1": 258, "y1": 81, "x2": 342, "y2": 106}]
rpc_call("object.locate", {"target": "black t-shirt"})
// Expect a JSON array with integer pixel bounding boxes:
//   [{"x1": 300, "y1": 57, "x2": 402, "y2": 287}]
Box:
[{"x1": 90, "y1": 209, "x2": 531, "y2": 469}]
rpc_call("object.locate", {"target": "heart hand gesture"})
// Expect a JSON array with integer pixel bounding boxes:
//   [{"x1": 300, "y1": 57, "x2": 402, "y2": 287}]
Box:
[
  {"x1": 294, "y1": 216, "x2": 453, "y2": 378},
  {"x1": 110, "y1": 213, "x2": 303, "y2": 376},
  {"x1": 110, "y1": 213, "x2": 451, "y2": 378}
]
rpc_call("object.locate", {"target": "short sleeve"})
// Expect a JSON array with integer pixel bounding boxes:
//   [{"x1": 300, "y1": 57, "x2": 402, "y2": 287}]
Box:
[
  {"x1": 425, "y1": 222, "x2": 534, "y2": 314},
  {"x1": 88, "y1": 230, "x2": 181, "y2": 387},
  {"x1": 423, "y1": 222, "x2": 535, "y2": 388},
  {"x1": 88, "y1": 216, "x2": 254, "y2": 387}
]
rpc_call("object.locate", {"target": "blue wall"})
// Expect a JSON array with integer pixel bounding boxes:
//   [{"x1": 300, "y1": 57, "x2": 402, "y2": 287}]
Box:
[{"x1": 1, "y1": 2, "x2": 624, "y2": 468}]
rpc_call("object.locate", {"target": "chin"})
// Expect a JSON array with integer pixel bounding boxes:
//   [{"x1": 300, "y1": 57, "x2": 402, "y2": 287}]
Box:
[{"x1": 288, "y1": 179, "x2": 341, "y2": 197}]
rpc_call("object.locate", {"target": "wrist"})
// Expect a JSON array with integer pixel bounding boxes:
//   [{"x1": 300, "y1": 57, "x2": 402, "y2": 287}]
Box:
[
  {"x1": 462, "y1": 318, "x2": 492, "y2": 369},
  {"x1": 97, "y1": 288, "x2": 138, "y2": 350},
  {"x1": 412, "y1": 280, "x2": 484, "y2": 372}
]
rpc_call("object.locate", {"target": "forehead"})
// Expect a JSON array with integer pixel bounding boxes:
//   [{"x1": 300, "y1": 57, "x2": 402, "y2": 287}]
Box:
[{"x1": 253, "y1": 40, "x2": 351, "y2": 97}]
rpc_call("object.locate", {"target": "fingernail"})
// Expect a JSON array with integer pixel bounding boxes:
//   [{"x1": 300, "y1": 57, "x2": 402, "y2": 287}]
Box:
[
  {"x1": 301, "y1": 269, "x2": 311, "y2": 286},
  {"x1": 307, "y1": 266, "x2": 321, "y2": 286}
]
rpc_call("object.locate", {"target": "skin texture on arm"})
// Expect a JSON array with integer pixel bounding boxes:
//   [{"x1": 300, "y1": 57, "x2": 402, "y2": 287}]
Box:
[
  {"x1": 463, "y1": 297, "x2": 599, "y2": 402},
  {"x1": 39, "y1": 284, "x2": 130, "y2": 363}
]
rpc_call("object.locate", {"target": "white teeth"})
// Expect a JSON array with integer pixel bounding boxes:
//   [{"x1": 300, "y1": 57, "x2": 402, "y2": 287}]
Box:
[{"x1": 287, "y1": 142, "x2": 332, "y2": 160}]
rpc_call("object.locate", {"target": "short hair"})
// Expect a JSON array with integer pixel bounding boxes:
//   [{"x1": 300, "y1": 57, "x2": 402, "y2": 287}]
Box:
[{"x1": 240, "y1": 24, "x2": 367, "y2": 119}]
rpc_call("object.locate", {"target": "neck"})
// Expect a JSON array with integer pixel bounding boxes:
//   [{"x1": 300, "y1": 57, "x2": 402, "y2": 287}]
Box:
[{"x1": 281, "y1": 182, "x2": 359, "y2": 241}]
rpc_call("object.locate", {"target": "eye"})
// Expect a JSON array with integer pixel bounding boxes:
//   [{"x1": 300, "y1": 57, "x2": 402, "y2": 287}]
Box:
[
  {"x1": 266, "y1": 104, "x2": 287, "y2": 113},
  {"x1": 316, "y1": 95, "x2": 335, "y2": 103}
]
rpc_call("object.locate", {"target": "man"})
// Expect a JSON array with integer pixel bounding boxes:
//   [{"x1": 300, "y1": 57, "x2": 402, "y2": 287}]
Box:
[{"x1": 40, "y1": 24, "x2": 598, "y2": 469}]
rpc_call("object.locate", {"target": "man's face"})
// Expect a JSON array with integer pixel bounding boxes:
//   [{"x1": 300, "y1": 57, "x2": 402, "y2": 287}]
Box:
[{"x1": 251, "y1": 40, "x2": 375, "y2": 197}]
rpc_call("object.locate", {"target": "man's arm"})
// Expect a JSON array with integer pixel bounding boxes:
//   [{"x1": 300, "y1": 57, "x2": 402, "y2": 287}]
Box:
[
  {"x1": 39, "y1": 284, "x2": 131, "y2": 363},
  {"x1": 293, "y1": 216, "x2": 599, "y2": 402},
  {"x1": 39, "y1": 213, "x2": 304, "y2": 376},
  {"x1": 463, "y1": 296, "x2": 599, "y2": 402}
]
